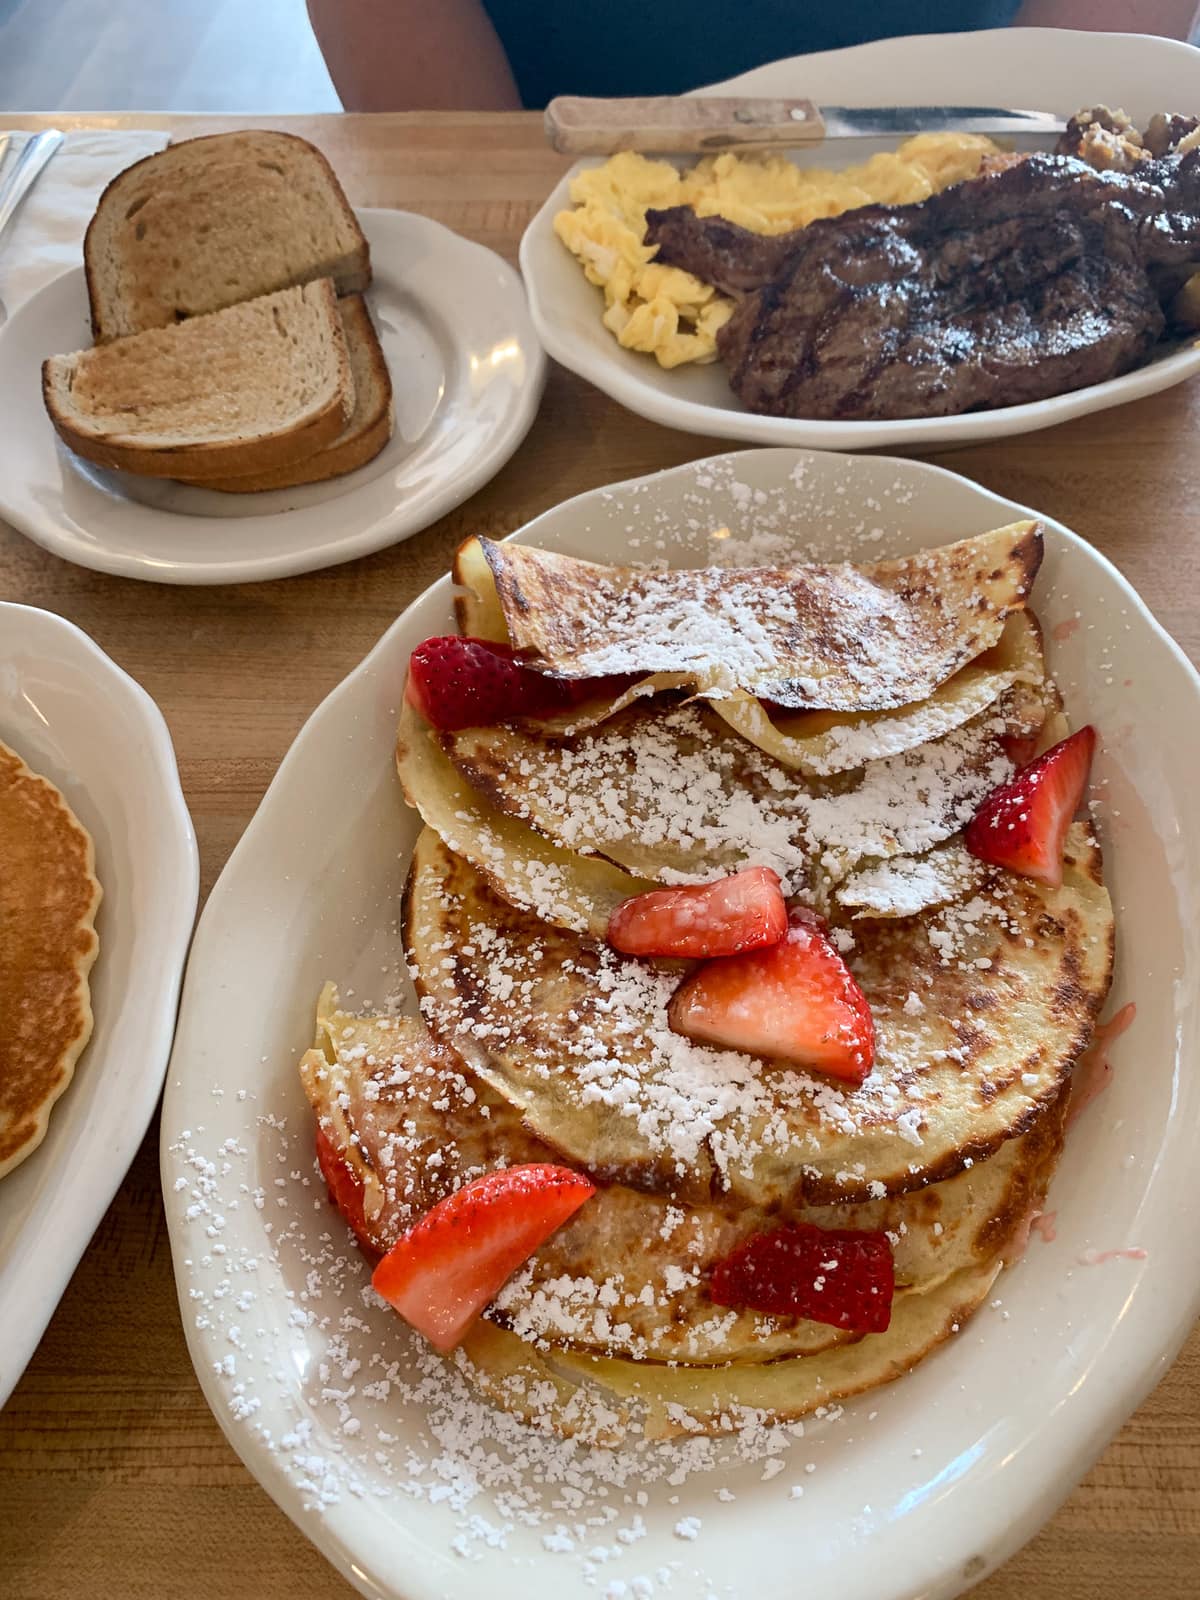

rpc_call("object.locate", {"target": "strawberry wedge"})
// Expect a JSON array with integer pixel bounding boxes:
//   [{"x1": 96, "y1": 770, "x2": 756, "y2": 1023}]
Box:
[
  {"x1": 406, "y1": 635, "x2": 631, "y2": 731},
  {"x1": 710, "y1": 1222, "x2": 894, "y2": 1334},
  {"x1": 315, "y1": 1125, "x2": 380, "y2": 1257},
  {"x1": 607, "y1": 867, "x2": 787, "y2": 959},
  {"x1": 965, "y1": 725, "x2": 1096, "y2": 887},
  {"x1": 668, "y1": 907, "x2": 875, "y2": 1084},
  {"x1": 371, "y1": 1164, "x2": 596, "y2": 1353}
]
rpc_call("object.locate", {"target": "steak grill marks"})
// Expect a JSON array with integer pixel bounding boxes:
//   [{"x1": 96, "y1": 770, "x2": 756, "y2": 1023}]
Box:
[{"x1": 645, "y1": 152, "x2": 1200, "y2": 420}]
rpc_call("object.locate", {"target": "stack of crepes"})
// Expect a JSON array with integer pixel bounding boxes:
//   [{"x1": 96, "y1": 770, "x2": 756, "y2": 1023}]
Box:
[{"x1": 301, "y1": 522, "x2": 1114, "y2": 1444}]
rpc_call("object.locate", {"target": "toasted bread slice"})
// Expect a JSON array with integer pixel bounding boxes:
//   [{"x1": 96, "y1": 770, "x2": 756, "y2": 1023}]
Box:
[
  {"x1": 85, "y1": 130, "x2": 370, "y2": 342},
  {"x1": 192, "y1": 295, "x2": 393, "y2": 493},
  {"x1": 43, "y1": 279, "x2": 354, "y2": 480}
]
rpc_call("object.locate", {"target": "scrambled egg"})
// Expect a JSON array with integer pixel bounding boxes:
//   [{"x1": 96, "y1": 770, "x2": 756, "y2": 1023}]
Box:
[{"x1": 554, "y1": 135, "x2": 1001, "y2": 368}]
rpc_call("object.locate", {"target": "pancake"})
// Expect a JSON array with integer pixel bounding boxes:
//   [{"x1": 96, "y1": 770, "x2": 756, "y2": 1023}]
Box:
[
  {"x1": 0, "y1": 739, "x2": 101, "y2": 1179},
  {"x1": 440, "y1": 683, "x2": 1047, "y2": 900},
  {"x1": 396, "y1": 697, "x2": 655, "y2": 938},
  {"x1": 459, "y1": 1255, "x2": 1002, "y2": 1442},
  {"x1": 454, "y1": 535, "x2": 690, "y2": 737},
  {"x1": 427, "y1": 540, "x2": 1051, "y2": 933},
  {"x1": 442, "y1": 698, "x2": 812, "y2": 891},
  {"x1": 302, "y1": 990, "x2": 1063, "y2": 1365},
  {"x1": 707, "y1": 609, "x2": 1046, "y2": 775},
  {"x1": 405, "y1": 822, "x2": 1112, "y2": 1207},
  {"x1": 474, "y1": 521, "x2": 1042, "y2": 709}
]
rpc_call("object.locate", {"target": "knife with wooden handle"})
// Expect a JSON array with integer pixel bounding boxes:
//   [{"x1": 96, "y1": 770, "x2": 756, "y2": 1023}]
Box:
[{"x1": 545, "y1": 96, "x2": 1068, "y2": 155}]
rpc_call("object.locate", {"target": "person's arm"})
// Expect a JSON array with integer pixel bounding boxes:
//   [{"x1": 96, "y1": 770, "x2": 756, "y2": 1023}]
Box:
[
  {"x1": 1012, "y1": 0, "x2": 1198, "y2": 38},
  {"x1": 307, "y1": 0, "x2": 522, "y2": 111}
]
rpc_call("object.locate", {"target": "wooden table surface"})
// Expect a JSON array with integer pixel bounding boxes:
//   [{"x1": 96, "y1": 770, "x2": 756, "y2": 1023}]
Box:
[{"x1": 1, "y1": 111, "x2": 1197, "y2": 1600}]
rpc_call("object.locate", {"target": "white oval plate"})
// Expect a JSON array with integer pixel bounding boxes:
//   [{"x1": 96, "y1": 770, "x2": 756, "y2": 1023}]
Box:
[
  {"x1": 0, "y1": 605, "x2": 198, "y2": 1404},
  {"x1": 521, "y1": 28, "x2": 1200, "y2": 452},
  {"x1": 161, "y1": 447, "x2": 1200, "y2": 1600},
  {"x1": 0, "y1": 208, "x2": 545, "y2": 584}
]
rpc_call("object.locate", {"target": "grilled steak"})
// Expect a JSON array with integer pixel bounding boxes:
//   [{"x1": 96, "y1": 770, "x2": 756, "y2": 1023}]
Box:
[
  {"x1": 640, "y1": 213, "x2": 797, "y2": 295},
  {"x1": 645, "y1": 152, "x2": 1200, "y2": 420}
]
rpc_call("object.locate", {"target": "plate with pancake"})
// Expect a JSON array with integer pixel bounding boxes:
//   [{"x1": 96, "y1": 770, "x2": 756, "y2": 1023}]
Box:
[
  {"x1": 160, "y1": 446, "x2": 1200, "y2": 1600},
  {"x1": 0, "y1": 205, "x2": 544, "y2": 584},
  {"x1": 0, "y1": 605, "x2": 197, "y2": 1404},
  {"x1": 521, "y1": 27, "x2": 1200, "y2": 450}
]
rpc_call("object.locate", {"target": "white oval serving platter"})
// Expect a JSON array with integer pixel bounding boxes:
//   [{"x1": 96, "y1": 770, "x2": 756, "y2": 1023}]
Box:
[
  {"x1": 161, "y1": 446, "x2": 1199, "y2": 1600},
  {"x1": 521, "y1": 29, "x2": 1200, "y2": 452}
]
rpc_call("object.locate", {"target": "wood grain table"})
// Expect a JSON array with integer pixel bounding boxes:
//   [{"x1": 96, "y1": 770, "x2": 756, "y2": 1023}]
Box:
[{"x1": 1, "y1": 112, "x2": 1197, "y2": 1600}]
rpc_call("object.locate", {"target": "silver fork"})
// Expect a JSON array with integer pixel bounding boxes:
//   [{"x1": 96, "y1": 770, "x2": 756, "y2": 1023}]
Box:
[{"x1": 0, "y1": 128, "x2": 65, "y2": 326}]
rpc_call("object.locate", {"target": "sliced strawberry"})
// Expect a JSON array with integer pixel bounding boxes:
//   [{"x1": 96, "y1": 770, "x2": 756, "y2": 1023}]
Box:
[
  {"x1": 709, "y1": 1221, "x2": 894, "y2": 1334},
  {"x1": 315, "y1": 1125, "x2": 380, "y2": 1258},
  {"x1": 405, "y1": 635, "x2": 633, "y2": 731},
  {"x1": 667, "y1": 907, "x2": 875, "y2": 1084},
  {"x1": 607, "y1": 867, "x2": 787, "y2": 959},
  {"x1": 965, "y1": 725, "x2": 1096, "y2": 887},
  {"x1": 406, "y1": 636, "x2": 551, "y2": 729},
  {"x1": 371, "y1": 1163, "x2": 596, "y2": 1353}
]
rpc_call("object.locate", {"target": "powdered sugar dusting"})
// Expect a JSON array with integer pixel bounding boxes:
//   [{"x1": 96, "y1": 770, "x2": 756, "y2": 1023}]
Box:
[
  {"x1": 493, "y1": 509, "x2": 1033, "y2": 712},
  {"x1": 450, "y1": 701, "x2": 1016, "y2": 913},
  {"x1": 412, "y1": 838, "x2": 1087, "y2": 1210},
  {"x1": 456, "y1": 703, "x2": 813, "y2": 895},
  {"x1": 839, "y1": 844, "x2": 986, "y2": 919},
  {"x1": 166, "y1": 1113, "x2": 827, "y2": 1592}
]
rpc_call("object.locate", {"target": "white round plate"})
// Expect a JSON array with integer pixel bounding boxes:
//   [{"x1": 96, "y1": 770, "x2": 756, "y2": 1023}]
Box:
[
  {"x1": 0, "y1": 208, "x2": 545, "y2": 583},
  {"x1": 521, "y1": 28, "x2": 1200, "y2": 452},
  {"x1": 160, "y1": 447, "x2": 1200, "y2": 1600},
  {"x1": 0, "y1": 605, "x2": 198, "y2": 1404}
]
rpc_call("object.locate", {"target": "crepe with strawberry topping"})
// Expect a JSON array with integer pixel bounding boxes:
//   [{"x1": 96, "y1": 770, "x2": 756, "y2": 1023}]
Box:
[
  {"x1": 404, "y1": 823, "x2": 1111, "y2": 1208},
  {"x1": 300, "y1": 988, "x2": 1063, "y2": 1370},
  {"x1": 463, "y1": 523, "x2": 1041, "y2": 711}
]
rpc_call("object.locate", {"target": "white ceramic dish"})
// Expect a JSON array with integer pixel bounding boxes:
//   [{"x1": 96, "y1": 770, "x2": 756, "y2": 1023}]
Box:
[
  {"x1": 0, "y1": 208, "x2": 545, "y2": 584},
  {"x1": 160, "y1": 446, "x2": 1200, "y2": 1600},
  {"x1": 521, "y1": 28, "x2": 1200, "y2": 452},
  {"x1": 0, "y1": 605, "x2": 197, "y2": 1405}
]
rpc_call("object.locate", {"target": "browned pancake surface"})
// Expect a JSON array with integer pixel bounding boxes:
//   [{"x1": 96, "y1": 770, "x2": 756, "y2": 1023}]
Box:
[
  {"x1": 302, "y1": 996, "x2": 1065, "y2": 1365},
  {"x1": 405, "y1": 823, "x2": 1111, "y2": 1208},
  {"x1": 479, "y1": 523, "x2": 1041, "y2": 709},
  {"x1": 0, "y1": 740, "x2": 101, "y2": 1178}
]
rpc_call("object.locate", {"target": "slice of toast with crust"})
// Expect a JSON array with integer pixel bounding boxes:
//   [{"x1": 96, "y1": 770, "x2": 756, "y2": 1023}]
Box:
[
  {"x1": 43, "y1": 279, "x2": 354, "y2": 480},
  {"x1": 85, "y1": 130, "x2": 370, "y2": 343},
  {"x1": 191, "y1": 294, "x2": 393, "y2": 492}
]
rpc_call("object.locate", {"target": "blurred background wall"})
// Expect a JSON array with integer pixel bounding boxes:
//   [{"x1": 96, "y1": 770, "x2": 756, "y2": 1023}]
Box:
[{"x1": 0, "y1": 0, "x2": 340, "y2": 111}]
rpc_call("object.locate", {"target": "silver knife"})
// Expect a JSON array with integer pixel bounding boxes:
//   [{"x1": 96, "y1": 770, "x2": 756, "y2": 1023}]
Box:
[
  {"x1": 0, "y1": 128, "x2": 65, "y2": 250},
  {"x1": 545, "y1": 96, "x2": 1068, "y2": 156}
]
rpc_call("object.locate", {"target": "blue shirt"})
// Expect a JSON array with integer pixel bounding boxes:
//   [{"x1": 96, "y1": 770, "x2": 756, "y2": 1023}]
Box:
[{"x1": 481, "y1": 0, "x2": 1023, "y2": 108}]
